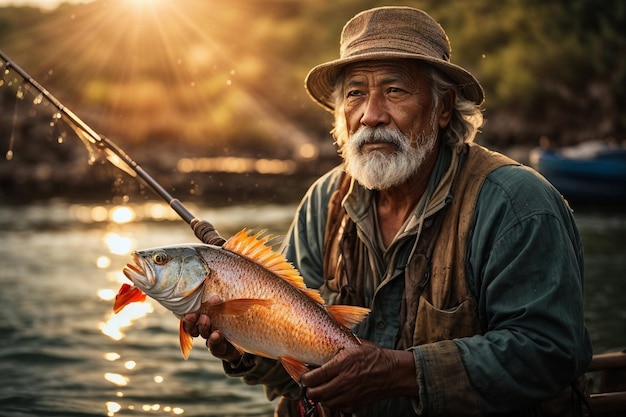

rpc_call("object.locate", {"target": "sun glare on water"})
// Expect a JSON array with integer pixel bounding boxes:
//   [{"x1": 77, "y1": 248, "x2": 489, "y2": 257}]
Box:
[
  {"x1": 94, "y1": 210, "x2": 168, "y2": 416},
  {"x1": 109, "y1": 206, "x2": 135, "y2": 224},
  {"x1": 98, "y1": 293, "x2": 154, "y2": 341}
]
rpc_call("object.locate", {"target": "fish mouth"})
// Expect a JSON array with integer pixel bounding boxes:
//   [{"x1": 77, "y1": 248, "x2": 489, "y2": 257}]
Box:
[
  {"x1": 123, "y1": 260, "x2": 142, "y2": 280},
  {"x1": 123, "y1": 253, "x2": 154, "y2": 288}
]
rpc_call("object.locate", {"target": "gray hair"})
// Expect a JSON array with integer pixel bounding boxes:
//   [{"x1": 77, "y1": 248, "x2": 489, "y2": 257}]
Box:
[
  {"x1": 330, "y1": 62, "x2": 483, "y2": 150},
  {"x1": 424, "y1": 65, "x2": 483, "y2": 148}
]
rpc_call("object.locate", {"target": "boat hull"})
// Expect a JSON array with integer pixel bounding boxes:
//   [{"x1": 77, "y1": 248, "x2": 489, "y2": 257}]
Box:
[{"x1": 530, "y1": 146, "x2": 626, "y2": 204}]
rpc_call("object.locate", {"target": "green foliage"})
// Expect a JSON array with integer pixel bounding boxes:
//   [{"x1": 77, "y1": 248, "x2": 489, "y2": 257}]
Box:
[{"x1": 1, "y1": 0, "x2": 624, "y2": 152}]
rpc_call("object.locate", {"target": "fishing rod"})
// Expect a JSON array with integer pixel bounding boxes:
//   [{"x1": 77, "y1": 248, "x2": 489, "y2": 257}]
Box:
[{"x1": 0, "y1": 50, "x2": 225, "y2": 245}]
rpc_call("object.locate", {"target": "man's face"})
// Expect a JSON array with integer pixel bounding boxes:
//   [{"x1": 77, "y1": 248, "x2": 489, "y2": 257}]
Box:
[{"x1": 337, "y1": 60, "x2": 442, "y2": 190}]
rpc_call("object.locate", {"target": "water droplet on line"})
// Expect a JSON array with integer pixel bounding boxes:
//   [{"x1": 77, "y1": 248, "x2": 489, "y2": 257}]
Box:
[{"x1": 6, "y1": 150, "x2": 13, "y2": 160}]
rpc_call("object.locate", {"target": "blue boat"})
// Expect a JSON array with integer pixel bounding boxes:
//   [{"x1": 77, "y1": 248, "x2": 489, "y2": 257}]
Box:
[{"x1": 529, "y1": 141, "x2": 626, "y2": 204}]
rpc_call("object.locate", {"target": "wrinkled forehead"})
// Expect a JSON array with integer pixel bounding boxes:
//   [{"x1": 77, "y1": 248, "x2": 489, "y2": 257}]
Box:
[{"x1": 342, "y1": 59, "x2": 428, "y2": 84}]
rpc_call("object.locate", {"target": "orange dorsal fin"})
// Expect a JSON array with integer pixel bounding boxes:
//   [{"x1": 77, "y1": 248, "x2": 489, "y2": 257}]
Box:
[
  {"x1": 223, "y1": 229, "x2": 325, "y2": 305},
  {"x1": 280, "y1": 356, "x2": 311, "y2": 381},
  {"x1": 179, "y1": 320, "x2": 194, "y2": 360},
  {"x1": 113, "y1": 283, "x2": 147, "y2": 313},
  {"x1": 326, "y1": 305, "x2": 371, "y2": 329}
]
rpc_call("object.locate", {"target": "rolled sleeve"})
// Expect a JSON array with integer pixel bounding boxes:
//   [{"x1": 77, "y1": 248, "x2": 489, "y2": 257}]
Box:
[{"x1": 411, "y1": 341, "x2": 482, "y2": 416}]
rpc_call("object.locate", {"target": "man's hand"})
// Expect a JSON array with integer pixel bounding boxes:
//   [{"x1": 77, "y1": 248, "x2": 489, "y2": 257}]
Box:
[
  {"x1": 300, "y1": 342, "x2": 417, "y2": 413},
  {"x1": 181, "y1": 294, "x2": 242, "y2": 364}
]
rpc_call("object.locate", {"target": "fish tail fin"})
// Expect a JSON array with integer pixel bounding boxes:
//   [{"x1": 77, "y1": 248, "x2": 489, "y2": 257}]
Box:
[
  {"x1": 179, "y1": 320, "x2": 194, "y2": 360},
  {"x1": 326, "y1": 305, "x2": 371, "y2": 329},
  {"x1": 280, "y1": 356, "x2": 311, "y2": 382}
]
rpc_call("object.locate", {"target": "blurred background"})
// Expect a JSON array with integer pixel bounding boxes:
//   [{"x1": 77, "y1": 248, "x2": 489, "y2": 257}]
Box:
[
  {"x1": 0, "y1": 0, "x2": 624, "y2": 416},
  {"x1": 0, "y1": 0, "x2": 624, "y2": 202}
]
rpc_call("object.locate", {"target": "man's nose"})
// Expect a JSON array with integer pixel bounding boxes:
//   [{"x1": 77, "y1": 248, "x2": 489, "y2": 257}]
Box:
[{"x1": 360, "y1": 93, "x2": 390, "y2": 127}]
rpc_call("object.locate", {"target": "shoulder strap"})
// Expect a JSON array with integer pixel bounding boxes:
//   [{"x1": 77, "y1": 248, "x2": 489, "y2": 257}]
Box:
[{"x1": 322, "y1": 171, "x2": 352, "y2": 284}]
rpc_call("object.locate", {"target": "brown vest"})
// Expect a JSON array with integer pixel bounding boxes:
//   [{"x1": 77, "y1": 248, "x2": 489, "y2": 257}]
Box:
[
  {"x1": 321, "y1": 143, "x2": 517, "y2": 348},
  {"x1": 278, "y1": 143, "x2": 586, "y2": 416}
]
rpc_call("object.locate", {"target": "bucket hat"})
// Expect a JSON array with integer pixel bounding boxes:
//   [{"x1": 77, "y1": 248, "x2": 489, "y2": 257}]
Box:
[{"x1": 305, "y1": 6, "x2": 484, "y2": 112}]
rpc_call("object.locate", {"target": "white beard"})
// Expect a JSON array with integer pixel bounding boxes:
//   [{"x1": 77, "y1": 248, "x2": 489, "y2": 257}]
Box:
[{"x1": 343, "y1": 126, "x2": 438, "y2": 190}]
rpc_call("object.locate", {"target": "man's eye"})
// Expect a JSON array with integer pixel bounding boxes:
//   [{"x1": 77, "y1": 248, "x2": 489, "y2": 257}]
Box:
[
  {"x1": 387, "y1": 87, "x2": 407, "y2": 95},
  {"x1": 346, "y1": 90, "x2": 363, "y2": 98}
]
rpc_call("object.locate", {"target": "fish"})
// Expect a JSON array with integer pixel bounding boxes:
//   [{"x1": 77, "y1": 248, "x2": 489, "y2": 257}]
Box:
[{"x1": 115, "y1": 229, "x2": 370, "y2": 381}]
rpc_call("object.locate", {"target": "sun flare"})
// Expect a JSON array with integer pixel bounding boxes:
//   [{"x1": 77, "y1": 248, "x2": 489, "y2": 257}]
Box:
[
  {"x1": 126, "y1": 0, "x2": 166, "y2": 13},
  {"x1": 3, "y1": 0, "x2": 318, "y2": 160}
]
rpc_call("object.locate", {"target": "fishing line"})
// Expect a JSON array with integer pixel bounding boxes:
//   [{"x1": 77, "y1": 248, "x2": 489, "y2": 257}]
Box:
[
  {"x1": 0, "y1": 49, "x2": 225, "y2": 244},
  {"x1": 6, "y1": 84, "x2": 21, "y2": 161}
]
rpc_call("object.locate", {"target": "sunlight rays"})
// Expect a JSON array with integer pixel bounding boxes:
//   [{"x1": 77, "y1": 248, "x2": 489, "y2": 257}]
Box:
[{"x1": 4, "y1": 0, "x2": 319, "y2": 157}]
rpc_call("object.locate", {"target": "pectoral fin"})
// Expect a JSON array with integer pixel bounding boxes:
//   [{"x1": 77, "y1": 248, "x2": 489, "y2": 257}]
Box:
[
  {"x1": 113, "y1": 283, "x2": 147, "y2": 313},
  {"x1": 280, "y1": 356, "x2": 311, "y2": 382},
  {"x1": 199, "y1": 298, "x2": 273, "y2": 316},
  {"x1": 179, "y1": 320, "x2": 194, "y2": 360}
]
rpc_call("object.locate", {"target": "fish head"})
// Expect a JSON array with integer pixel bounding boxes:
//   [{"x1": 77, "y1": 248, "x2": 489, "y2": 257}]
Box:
[{"x1": 122, "y1": 245, "x2": 210, "y2": 316}]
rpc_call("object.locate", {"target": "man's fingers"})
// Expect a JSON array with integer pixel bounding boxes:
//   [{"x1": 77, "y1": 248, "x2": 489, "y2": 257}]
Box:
[
  {"x1": 182, "y1": 312, "x2": 200, "y2": 336},
  {"x1": 207, "y1": 331, "x2": 227, "y2": 355},
  {"x1": 197, "y1": 314, "x2": 212, "y2": 339},
  {"x1": 302, "y1": 371, "x2": 345, "y2": 405},
  {"x1": 207, "y1": 331, "x2": 242, "y2": 363},
  {"x1": 180, "y1": 311, "x2": 213, "y2": 340},
  {"x1": 300, "y1": 354, "x2": 344, "y2": 403},
  {"x1": 301, "y1": 364, "x2": 332, "y2": 388},
  {"x1": 178, "y1": 296, "x2": 242, "y2": 364}
]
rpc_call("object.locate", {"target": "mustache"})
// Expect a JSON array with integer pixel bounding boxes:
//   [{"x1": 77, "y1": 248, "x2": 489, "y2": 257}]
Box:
[{"x1": 350, "y1": 127, "x2": 408, "y2": 151}]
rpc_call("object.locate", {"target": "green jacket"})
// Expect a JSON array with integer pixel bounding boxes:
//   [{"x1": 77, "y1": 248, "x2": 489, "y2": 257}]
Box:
[{"x1": 226, "y1": 144, "x2": 592, "y2": 416}]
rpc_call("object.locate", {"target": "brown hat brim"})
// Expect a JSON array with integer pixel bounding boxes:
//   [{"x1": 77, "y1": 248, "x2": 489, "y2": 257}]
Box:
[{"x1": 305, "y1": 52, "x2": 484, "y2": 113}]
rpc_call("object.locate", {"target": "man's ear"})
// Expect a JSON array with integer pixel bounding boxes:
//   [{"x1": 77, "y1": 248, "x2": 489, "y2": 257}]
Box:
[{"x1": 438, "y1": 89, "x2": 456, "y2": 129}]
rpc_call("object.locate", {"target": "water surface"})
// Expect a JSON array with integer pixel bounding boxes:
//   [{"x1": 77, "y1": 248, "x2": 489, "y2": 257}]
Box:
[{"x1": 0, "y1": 201, "x2": 623, "y2": 416}]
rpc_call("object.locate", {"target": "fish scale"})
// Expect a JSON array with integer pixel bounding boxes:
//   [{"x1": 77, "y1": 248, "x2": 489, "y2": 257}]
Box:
[
  {"x1": 116, "y1": 229, "x2": 370, "y2": 381},
  {"x1": 202, "y1": 251, "x2": 356, "y2": 364}
]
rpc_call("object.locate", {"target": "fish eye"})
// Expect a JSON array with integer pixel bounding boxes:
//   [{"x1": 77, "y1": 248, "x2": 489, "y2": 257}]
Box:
[{"x1": 153, "y1": 252, "x2": 170, "y2": 265}]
